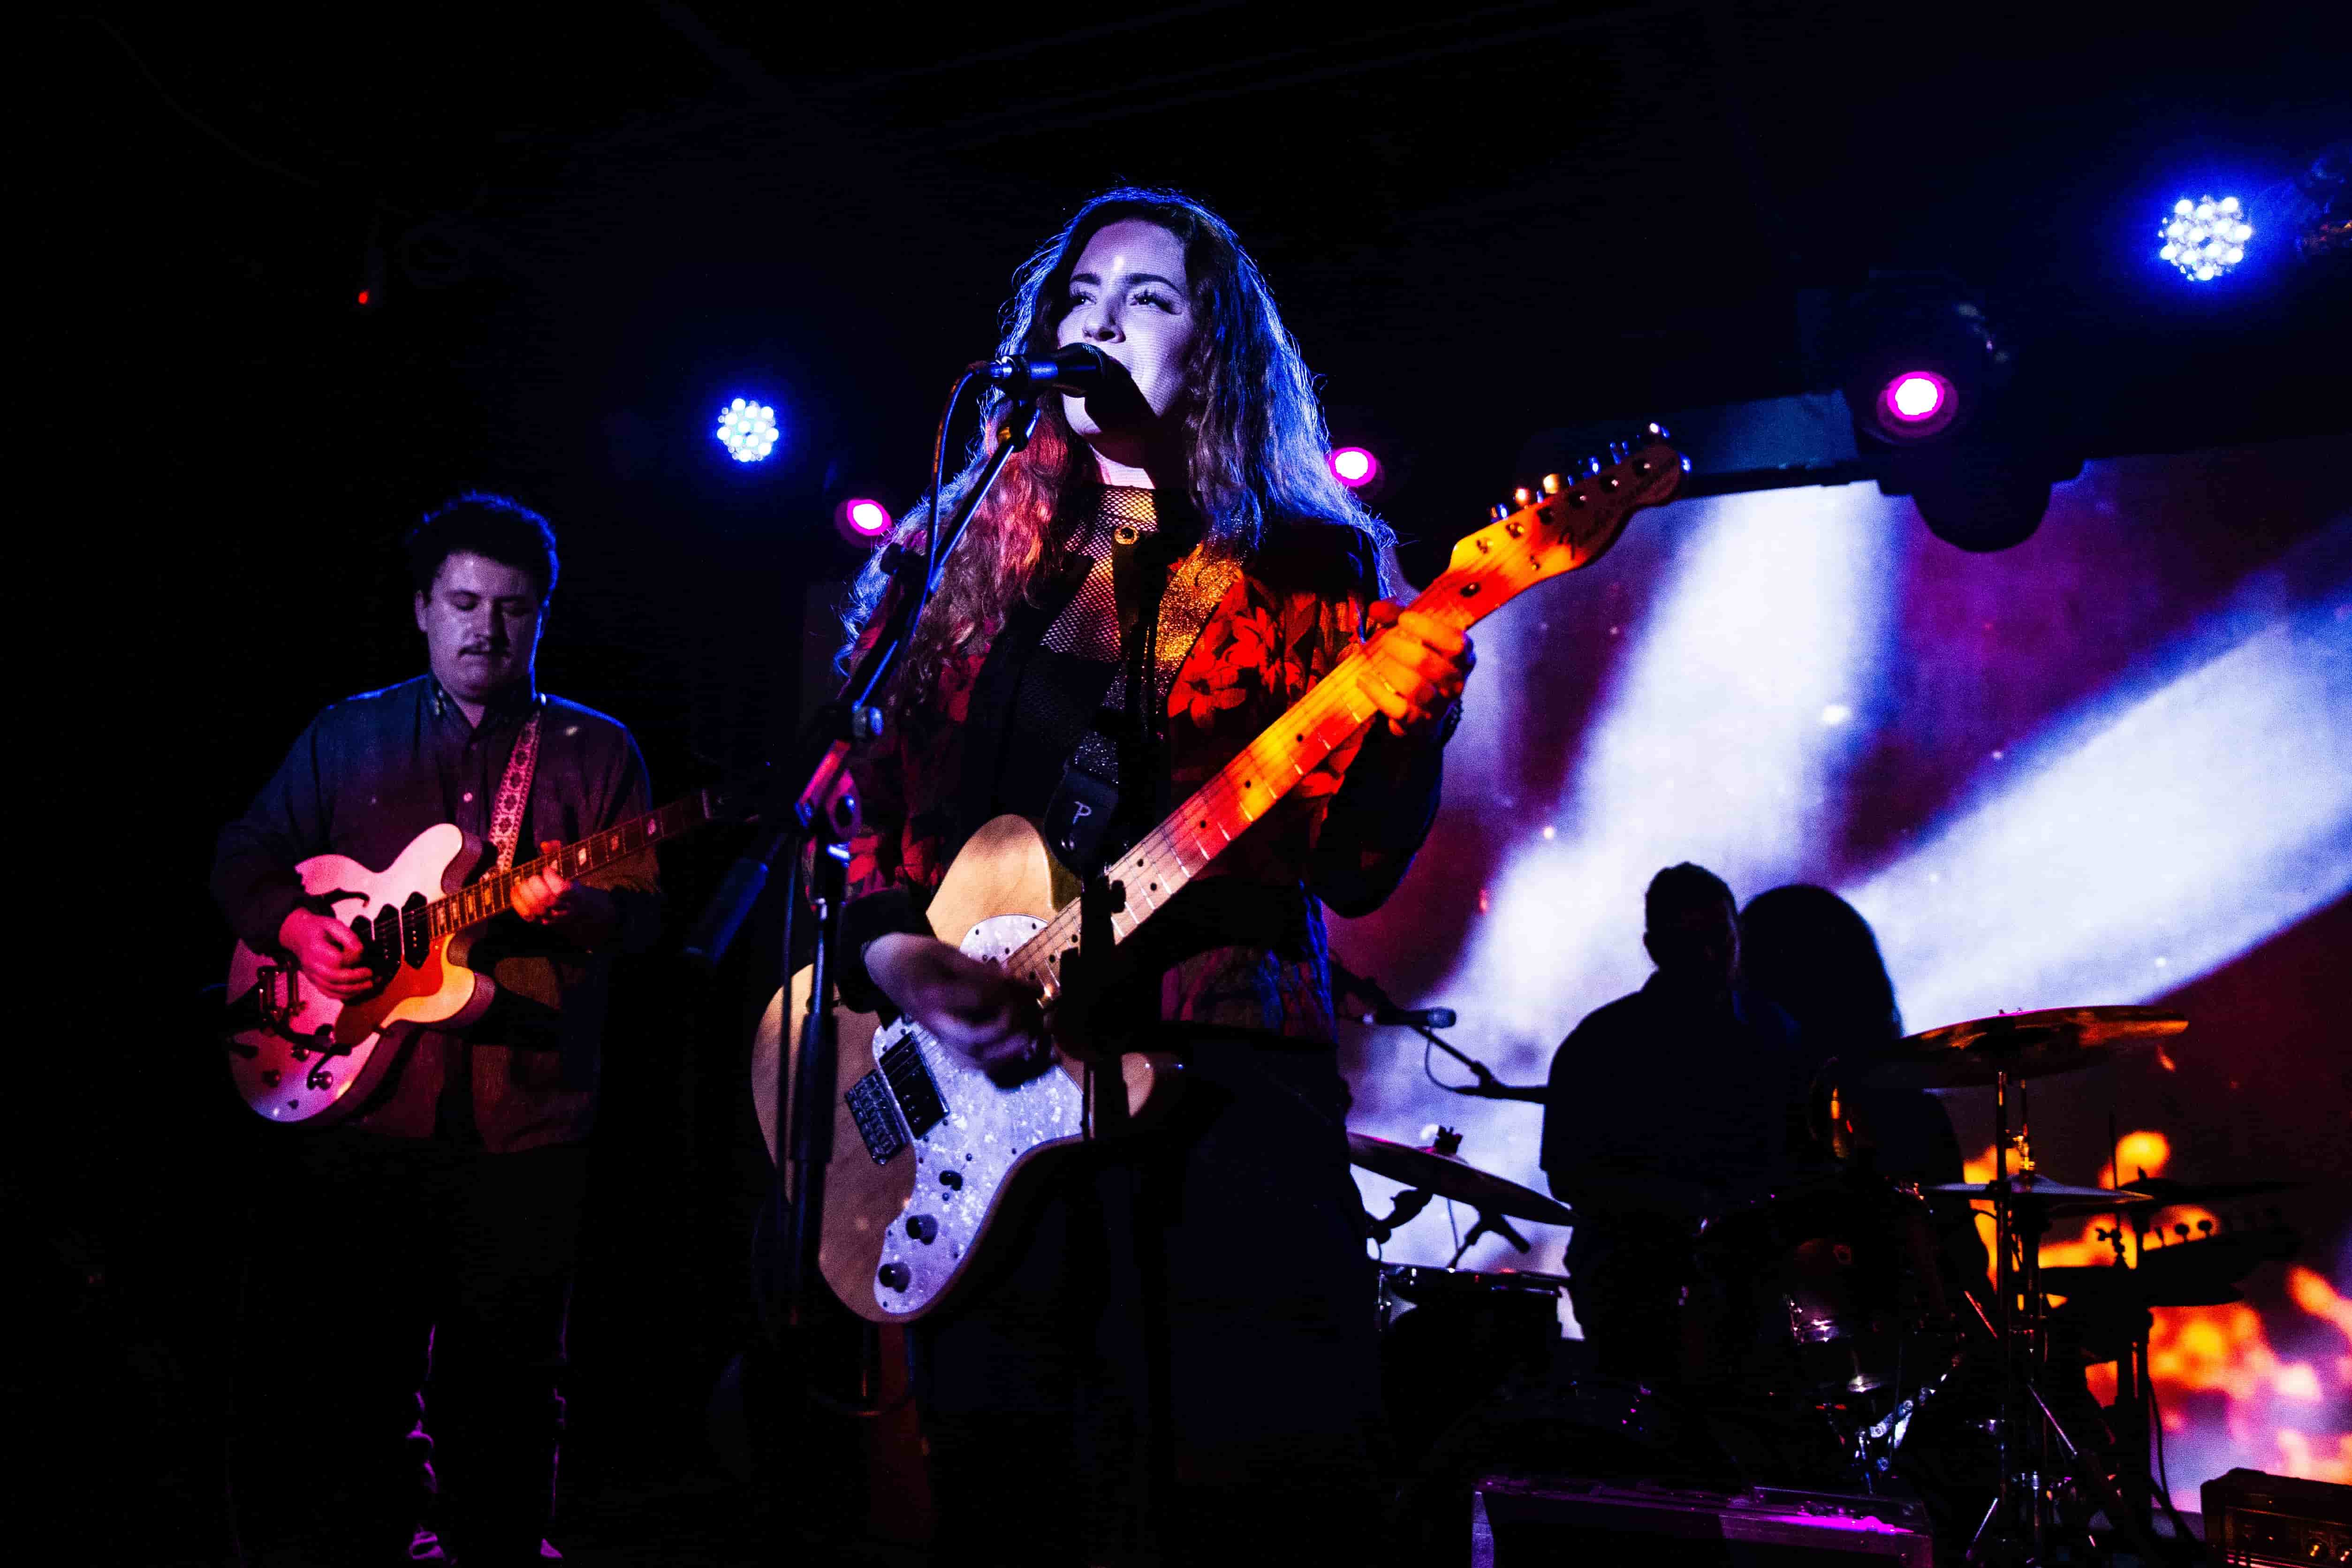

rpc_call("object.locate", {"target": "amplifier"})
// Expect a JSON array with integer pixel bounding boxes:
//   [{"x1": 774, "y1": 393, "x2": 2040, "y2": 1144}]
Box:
[
  {"x1": 2201, "y1": 1467, "x2": 2351, "y2": 1566},
  {"x1": 1472, "y1": 1476, "x2": 1932, "y2": 1567}
]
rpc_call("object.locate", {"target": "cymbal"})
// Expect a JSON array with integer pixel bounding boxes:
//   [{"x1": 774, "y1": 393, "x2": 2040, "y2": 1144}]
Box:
[
  {"x1": 1870, "y1": 1005, "x2": 2186, "y2": 1088},
  {"x1": 2116, "y1": 1175, "x2": 2305, "y2": 1206},
  {"x1": 2043, "y1": 1224, "x2": 2297, "y2": 1308},
  {"x1": 1927, "y1": 1173, "x2": 2155, "y2": 1212},
  {"x1": 1347, "y1": 1132, "x2": 1574, "y2": 1226}
]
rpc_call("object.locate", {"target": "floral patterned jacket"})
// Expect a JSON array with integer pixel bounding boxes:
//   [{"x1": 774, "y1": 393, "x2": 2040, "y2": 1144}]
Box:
[{"x1": 842, "y1": 518, "x2": 1445, "y2": 1045}]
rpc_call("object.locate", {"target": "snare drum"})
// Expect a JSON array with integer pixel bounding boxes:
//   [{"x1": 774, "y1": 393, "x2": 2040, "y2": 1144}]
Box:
[{"x1": 1377, "y1": 1265, "x2": 1569, "y2": 1466}]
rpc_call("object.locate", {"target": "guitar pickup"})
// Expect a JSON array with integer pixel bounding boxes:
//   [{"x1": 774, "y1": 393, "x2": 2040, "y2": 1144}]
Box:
[
  {"x1": 880, "y1": 1039, "x2": 948, "y2": 1138},
  {"x1": 844, "y1": 1070, "x2": 908, "y2": 1165}
]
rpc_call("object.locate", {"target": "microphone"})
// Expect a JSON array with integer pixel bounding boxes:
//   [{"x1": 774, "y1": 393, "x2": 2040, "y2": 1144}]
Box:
[
  {"x1": 1361, "y1": 1005, "x2": 1457, "y2": 1030},
  {"x1": 979, "y1": 343, "x2": 1118, "y2": 397}
]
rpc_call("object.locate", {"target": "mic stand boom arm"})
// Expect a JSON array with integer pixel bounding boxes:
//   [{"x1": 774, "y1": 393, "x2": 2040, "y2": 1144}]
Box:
[{"x1": 1419, "y1": 1025, "x2": 1550, "y2": 1102}]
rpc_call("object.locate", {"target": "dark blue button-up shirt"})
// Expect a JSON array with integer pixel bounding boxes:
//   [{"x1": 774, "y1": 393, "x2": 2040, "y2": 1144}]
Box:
[{"x1": 212, "y1": 674, "x2": 659, "y2": 1150}]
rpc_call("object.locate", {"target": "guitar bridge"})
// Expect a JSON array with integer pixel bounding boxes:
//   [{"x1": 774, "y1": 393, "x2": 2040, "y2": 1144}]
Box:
[
  {"x1": 844, "y1": 1070, "x2": 909, "y2": 1165},
  {"x1": 255, "y1": 966, "x2": 295, "y2": 1030}
]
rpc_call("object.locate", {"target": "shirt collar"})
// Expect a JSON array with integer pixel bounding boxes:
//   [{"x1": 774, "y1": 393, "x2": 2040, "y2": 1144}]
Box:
[{"x1": 429, "y1": 677, "x2": 542, "y2": 729}]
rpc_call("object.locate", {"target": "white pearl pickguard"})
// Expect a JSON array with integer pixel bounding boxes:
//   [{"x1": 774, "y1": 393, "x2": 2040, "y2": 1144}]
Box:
[{"x1": 867, "y1": 913, "x2": 1079, "y2": 1317}]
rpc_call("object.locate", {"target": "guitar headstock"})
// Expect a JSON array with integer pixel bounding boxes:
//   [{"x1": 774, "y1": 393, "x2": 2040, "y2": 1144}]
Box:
[{"x1": 1447, "y1": 424, "x2": 1686, "y2": 585}]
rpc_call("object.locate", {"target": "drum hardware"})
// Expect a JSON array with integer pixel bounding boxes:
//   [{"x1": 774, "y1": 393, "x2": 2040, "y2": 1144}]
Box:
[{"x1": 1880, "y1": 1006, "x2": 2194, "y2": 1564}]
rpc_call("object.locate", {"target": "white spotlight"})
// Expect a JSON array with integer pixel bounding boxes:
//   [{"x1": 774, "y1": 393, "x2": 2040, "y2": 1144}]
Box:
[
  {"x1": 715, "y1": 398, "x2": 780, "y2": 463},
  {"x1": 2158, "y1": 194, "x2": 2254, "y2": 282}
]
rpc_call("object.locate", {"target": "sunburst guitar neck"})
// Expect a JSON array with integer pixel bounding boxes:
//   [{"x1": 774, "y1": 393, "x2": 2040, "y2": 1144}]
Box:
[
  {"x1": 754, "y1": 434, "x2": 1686, "y2": 1323},
  {"x1": 223, "y1": 786, "x2": 736, "y2": 1125}
]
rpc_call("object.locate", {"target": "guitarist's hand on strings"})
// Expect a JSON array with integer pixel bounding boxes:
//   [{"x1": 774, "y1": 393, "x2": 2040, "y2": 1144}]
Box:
[
  {"x1": 511, "y1": 840, "x2": 622, "y2": 949},
  {"x1": 865, "y1": 933, "x2": 1048, "y2": 1078},
  {"x1": 1364, "y1": 602, "x2": 1475, "y2": 739},
  {"x1": 277, "y1": 909, "x2": 379, "y2": 1000}
]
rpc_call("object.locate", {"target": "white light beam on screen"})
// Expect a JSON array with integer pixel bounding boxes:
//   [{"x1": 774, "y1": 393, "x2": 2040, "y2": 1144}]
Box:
[
  {"x1": 1349, "y1": 482, "x2": 1897, "y2": 1271},
  {"x1": 1848, "y1": 569, "x2": 2352, "y2": 1027}
]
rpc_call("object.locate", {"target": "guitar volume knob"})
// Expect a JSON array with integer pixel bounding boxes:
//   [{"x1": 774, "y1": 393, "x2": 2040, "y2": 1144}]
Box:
[
  {"x1": 878, "y1": 1262, "x2": 911, "y2": 1291},
  {"x1": 907, "y1": 1215, "x2": 939, "y2": 1244}
]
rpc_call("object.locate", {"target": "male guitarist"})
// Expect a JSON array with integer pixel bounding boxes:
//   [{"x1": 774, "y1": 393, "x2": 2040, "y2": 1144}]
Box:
[
  {"x1": 832, "y1": 188, "x2": 1474, "y2": 1563},
  {"x1": 210, "y1": 493, "x2": 659, "y2": 1568}
]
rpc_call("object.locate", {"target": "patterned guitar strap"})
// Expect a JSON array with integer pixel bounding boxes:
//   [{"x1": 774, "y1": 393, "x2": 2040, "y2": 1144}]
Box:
[{"x1": 486, "y1": 703, "x2": 546, "y2": 872}]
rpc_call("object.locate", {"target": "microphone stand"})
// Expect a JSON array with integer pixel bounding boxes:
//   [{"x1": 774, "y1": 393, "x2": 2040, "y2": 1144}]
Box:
[
  {"x1": 684, "y1": 384, "x2": 1048, "y2": 1329},
  {"x1": 1418, "y1": 1025, "x2": 1550, "y2": 1103},
  {"x1": 1332, "y1": 958, "x2": 1548, "y2": 1103}
]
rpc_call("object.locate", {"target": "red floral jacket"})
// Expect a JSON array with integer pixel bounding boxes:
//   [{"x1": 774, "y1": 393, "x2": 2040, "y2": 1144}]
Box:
[{"x1": 843, "y1": 518, "x2": 1443, "y2": 1044}]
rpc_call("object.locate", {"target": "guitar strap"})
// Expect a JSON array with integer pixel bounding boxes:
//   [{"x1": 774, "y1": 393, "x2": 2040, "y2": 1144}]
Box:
[{"x1": 486, "y1": 702, "x2": 546, "y2": 871}]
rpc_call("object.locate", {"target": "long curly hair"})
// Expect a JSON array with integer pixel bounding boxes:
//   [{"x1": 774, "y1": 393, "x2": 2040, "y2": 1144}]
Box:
[{"x1": 840, "y1": 186, "x2": 1398, "y2": 705}]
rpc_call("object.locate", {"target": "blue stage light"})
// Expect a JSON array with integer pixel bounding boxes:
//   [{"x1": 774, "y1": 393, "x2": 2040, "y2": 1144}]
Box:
[
  {"x1": 715, "y1": 398, "x2": 780, "y2": 463},
  {"x1": 2159, "y1": 195, "x2": 2253, "y2": 281}
]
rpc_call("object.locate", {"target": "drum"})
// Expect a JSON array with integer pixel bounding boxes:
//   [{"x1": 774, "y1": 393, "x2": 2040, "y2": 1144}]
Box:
[
  {"x1": 1377, "y1": 1265, "x2": 1568, "y2": 1467},
  {"x1": 1685, "y1": 1178, "x2": 1954, "y2": 1400}
]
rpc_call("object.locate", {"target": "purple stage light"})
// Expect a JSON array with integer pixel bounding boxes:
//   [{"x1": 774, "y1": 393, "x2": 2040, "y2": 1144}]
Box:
[
  {"x1": 1330, "y1": 447, "x2": 1379, "y2": 488},
  {"x1": 1874, "y1": 369, "x2": 1957, "y2": 440},
  {"x1": 834, "y1": 496, "x2": 894, "y2": 545}
]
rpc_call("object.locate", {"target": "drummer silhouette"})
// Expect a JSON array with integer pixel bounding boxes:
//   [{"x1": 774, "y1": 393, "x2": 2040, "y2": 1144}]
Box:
[
  {"x1": 1540, "y1": 863, "x2": 1805, "y2": 1385},
  {"x1": 1739, "y1": 883, "x2": 1965, "y2": 1187}
]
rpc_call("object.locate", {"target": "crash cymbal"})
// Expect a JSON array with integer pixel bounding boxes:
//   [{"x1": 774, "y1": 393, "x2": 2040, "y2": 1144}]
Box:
[
  {"x1": 1928, "y1": 1173, "x2": 2156, "y2": 1212},
  {"x1": 1870, "y1": 1005, "x2": 2186, "y2": 1088},
  {"x1": 1346, "y1": 1132, "x2": 1574, "y2": 1226},
  {"x1": 2116, "y1": 1175, "x2": 2306, "y2": 1206}
]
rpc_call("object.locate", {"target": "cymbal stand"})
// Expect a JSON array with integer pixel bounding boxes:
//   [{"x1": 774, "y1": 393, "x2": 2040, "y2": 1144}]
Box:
[{"x1": 1968, "y1": 1071, "x2": 2184, "y2": 1565}]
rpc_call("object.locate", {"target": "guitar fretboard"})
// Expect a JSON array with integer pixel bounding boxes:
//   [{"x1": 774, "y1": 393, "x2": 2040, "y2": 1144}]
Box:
[
  {"x1": 427, "y1": 789, "x2": 723, "y2": 938},
  {"x1": 994, "y1": 438, "x2": 1680, "y2": 996}
]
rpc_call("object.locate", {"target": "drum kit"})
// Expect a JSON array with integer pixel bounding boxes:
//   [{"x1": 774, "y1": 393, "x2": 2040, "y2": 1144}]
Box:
[{"x1": 1348, "y1": 1002, "x2": 2303, "y2": 1564}]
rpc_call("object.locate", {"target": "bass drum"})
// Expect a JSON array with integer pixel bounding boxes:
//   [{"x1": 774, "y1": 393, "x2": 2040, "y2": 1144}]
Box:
[{"x1": 1683, "y1": 1177, "x2": 1957, "y2": 1401}]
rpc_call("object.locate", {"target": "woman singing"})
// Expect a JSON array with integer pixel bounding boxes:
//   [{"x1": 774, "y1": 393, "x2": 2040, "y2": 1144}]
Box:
[{"x1": 834, "y1": 187, "x2": 1474, "y2": 1562}]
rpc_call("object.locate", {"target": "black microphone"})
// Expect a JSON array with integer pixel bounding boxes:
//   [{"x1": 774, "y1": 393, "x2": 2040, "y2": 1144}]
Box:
[
  {"x1": 979, "y1": 342, "x2": 1118, "y2": 396},
  {"x1": 1361, "y1": 1005, "x2": 1457, "y2": 1030}
]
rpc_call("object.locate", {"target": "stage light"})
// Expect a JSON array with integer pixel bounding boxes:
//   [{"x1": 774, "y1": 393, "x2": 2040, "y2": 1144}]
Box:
[
  {"x1": 1834, "y1": 277, "x2": 2003, "y2": 448},
  {"x1": 2159, "y1": 194, "x2": 2254, "y2": 281},
  {"x1": 1877, "y1": 370, "x2": 1957, "y2": 439},
  {"x1": 715, "y1": 398, "x2": 779, "y2": 464},
  {"x1": 833, "y1": 496, "x2": 894, "y2": 545},
  {"x1": 1330, "y1": 447, "x2": 1380, "y2": 488}
]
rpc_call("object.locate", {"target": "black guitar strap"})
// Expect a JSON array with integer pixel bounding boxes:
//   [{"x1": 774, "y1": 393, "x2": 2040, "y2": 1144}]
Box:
[{"x1": 1042, "y1": 530, "x2": 1240, "y2": 875}]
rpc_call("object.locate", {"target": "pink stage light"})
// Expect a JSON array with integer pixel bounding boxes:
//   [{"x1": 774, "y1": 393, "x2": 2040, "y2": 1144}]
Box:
[
  {"x1": 1874, "y1": 369, "x2": 1957, "y2": 439},
  {"x1": 834, "y1": 496, "x2": 894, "y2": 545},
  {"x1": 1330, "y1": 447, "x2": 1379, "y2": 488}
]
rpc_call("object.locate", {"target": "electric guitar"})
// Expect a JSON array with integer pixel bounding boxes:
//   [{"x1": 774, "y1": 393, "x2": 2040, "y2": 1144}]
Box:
[
  {"x1": 224, "y1": 785, "x2": 737, "y2": 1124},
  {"x1": 753, "y1": 433, "x2": 1685, "y2": 1322}
]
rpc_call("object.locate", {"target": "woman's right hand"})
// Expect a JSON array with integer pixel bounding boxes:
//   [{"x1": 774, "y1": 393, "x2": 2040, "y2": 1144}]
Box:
[{"x1": 864, "y1": 933, "x2": 1047, "y2": 1077}]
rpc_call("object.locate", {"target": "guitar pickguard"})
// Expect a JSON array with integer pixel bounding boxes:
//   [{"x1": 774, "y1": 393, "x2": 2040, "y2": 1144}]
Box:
[{"x1": 864, "y1": 912, "x2": 1079, "y2": 1317}]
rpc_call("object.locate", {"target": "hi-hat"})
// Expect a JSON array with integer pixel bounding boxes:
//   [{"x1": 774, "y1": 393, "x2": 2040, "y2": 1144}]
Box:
[
  {"x1": 1347, "y1": 1131, "x2": 1573, "y2": 1226},
  {"x1": 1871, "y1": 1005, "x2": 2186, "y2": 1088}
]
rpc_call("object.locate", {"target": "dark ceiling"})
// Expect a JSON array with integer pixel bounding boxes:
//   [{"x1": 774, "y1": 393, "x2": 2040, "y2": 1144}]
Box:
[{"x1": 41, "y1": 3, "x2": 2349, "y2": 584}]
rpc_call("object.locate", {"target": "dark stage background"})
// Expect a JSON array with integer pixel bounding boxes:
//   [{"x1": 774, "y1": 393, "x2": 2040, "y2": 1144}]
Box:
[{"x1": 23, "y1": 4, "x2": 2349, "y2": 1559}]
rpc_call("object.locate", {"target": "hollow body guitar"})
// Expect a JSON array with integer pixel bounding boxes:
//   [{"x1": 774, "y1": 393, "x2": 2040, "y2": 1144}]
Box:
[
  {"x1": 225, "y1": 787, "x2": 735, "y2": 1124},
  {"x1": 754, "y1": 435, "x2": 1685, "y2": 1323}
]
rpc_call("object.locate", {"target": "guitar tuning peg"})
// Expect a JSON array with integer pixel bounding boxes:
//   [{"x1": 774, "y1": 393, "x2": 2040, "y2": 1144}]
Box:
[
  {"x1": 1540, "y1": 473, "x2": 1563, "y2": 494},
  {"x1": 1489, "y1": 502, "x2": 1510, "y2": 522},
  {"x1": 1646, "y1": 420, "x2": 1670, "y2": 441},
  {"x1": 1582, "y1": 455, "x2": 1602, "y2": 476},
  {"x1": 1512, "y1": 486, "x2": 1534, "y2": 507},
  {"x1": 1607, "y1": 440, "x2": 1630, "y2": 465}
]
